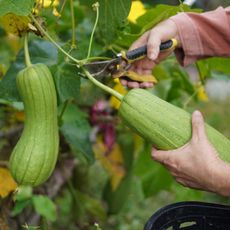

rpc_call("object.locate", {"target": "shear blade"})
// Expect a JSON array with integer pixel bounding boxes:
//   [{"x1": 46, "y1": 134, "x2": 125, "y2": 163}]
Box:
[{"x1": 83, "y1": 57, "x2": 121, "y2": 78}]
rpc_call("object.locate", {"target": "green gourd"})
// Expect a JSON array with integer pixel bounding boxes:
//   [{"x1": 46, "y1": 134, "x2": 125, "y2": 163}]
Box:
[
  {"x1": 119, "y1": 89, "x2": 230, "y2": 162},
  {"x1": 9, "y1": 63, "x2": 59, "y2": 186}
]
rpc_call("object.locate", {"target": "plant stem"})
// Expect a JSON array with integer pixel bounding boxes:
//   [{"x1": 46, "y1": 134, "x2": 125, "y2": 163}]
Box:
[
  {"x1": 178, "y1": 0, "x2": 185, "y2": 12},
  {"x1": 30, "y1": 14, "x2": 80, "y2": 64},
  {"x1": 24, "y1": 33, "x2": 32, "y2": 67},
  {"x1": 86, "y1": 2, "x2": 100, "y2": 60},
  {"x1": 83, "y1": 68, "x2": 123, "y2": 101},
  {"x1": 70, "y1": 0, "x2": 76, "y2": 48},
  {"x1": 183, "y1": 88, "x2": 198, "y2": 109},
  {"x1": 58, "y1": 99, "x2": 71, "y2": 125}
]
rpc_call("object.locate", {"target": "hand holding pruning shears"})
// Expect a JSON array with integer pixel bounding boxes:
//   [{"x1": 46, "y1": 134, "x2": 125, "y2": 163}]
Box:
[
  {"x1": 121, "y1": 19, "x2": 180, "y2": 88},
  {"x1": 83, "y1": 19, "x2": 178, "y2": 88}
]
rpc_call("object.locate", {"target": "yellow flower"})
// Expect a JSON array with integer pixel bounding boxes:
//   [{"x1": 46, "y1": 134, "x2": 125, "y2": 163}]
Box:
[
  {"x1": 36, "y1": 0, "x2": 59, "y2": 8},
  {"x1": 35, "y1": 0, "x2": 60, "y2": 17},
  {"x1": 197, "y1": 83, "x2": 208, "y2": 102},
  {"x1": 109, "y1": 81, "x2": 127, "y2": 109},
  {"x1": 128, "y1": 0, "x2": 146, "y2": 23}
]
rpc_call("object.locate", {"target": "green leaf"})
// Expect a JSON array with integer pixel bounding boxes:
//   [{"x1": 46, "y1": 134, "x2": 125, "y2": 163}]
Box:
[
  {"x1": 134, "y1": 143, "x2": 173, "y2": 197},
  {"x1": 75, "y1": 190, "x2": 106, "y2": 221},
  {"x1": 0, "y1": 0, "x2": 34, "y2": 16},
  {"x1": 11, "y1": 199, "x2": 31, "y2": 216},
  {"x1": 103, "y1": 172, "x2": 132, "y2": 214},
  {"x1": 79, "y1": 0, "x2": 95, "y2": 6},
  {"x1": 117, "y1": 131, "x2": 134, "y2": 171},
  {"x1": 196, "y1": 57, "x2": 230, "y2": 80},
  {"x1": 60, "y1": 103, "x2": 94, "y2": 163},
  {"x1": 116, "y1": 4, "x2": 201, "y2": 48},
  {"x1": 32, "y1": 195, "x2": 57, "y2": 222},
  {"x1": 98, "y1": 0, "x2": 132, "y2": 43},
  {"x1": 14, "y1": 185, "x2": 33, "y2": 201},
  {"x1": 54, "y1": 63, "x2": 80, "y2": 103},
  {"x1": 0, "y1": 39, "x2": 58, "y2": 101}
]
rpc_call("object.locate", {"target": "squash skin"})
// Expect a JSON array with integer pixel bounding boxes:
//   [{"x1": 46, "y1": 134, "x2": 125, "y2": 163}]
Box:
[
  {"x1": 119, "y1": 89, "x2": 230, "y2": 162},
  {"x1": 10, "y1": 63, "x2": 59, "y2": 186}
]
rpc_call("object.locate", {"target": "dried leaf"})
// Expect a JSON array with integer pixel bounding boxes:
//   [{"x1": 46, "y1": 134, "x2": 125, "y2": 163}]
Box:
[
  {"x1": 0, "y1": 13, "x2": 30, "y2": 36},
  {"x1": 0, "y1": 167, "x2": 17, "y2": 198},
  {"x1": 93, "y1": 138, "x2": 126, "y2": 191}
]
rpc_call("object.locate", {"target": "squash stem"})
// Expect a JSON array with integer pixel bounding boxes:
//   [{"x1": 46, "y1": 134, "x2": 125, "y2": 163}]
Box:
[
  {"x1": 70, "y1": 0, "x2": 76, "y2": 49},
  {"x1": 86, "y1": 2, "x2": 99, "y2": 60},
  {"x1": 30, "y1": 14, "x2": 81, "y2": 64},
  {"x1": 83, "y1": 68, "x2": 123, "y2": 101},
  {"x1": 24, "y1": 33, "x2": 32, "y2": 67}
]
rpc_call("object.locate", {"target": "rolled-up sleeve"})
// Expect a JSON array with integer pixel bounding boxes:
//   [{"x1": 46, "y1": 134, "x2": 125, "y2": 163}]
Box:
[{"x1": 170, "y1": 7, "x2": 230, "y2": 66}]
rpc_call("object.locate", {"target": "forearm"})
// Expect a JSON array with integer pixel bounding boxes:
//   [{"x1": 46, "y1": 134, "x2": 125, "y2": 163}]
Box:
[
  {"x1": 171, "y1": 7, "x2": 230, "y2": 66},
  {"x1": 214, "y1": 161, "x2": 230, "y2": 197}
]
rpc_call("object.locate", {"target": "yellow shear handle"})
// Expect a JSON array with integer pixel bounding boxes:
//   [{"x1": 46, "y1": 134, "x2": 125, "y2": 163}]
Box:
[{"x1": 121, "y1": 38, "x2": 178, "y2": 64}]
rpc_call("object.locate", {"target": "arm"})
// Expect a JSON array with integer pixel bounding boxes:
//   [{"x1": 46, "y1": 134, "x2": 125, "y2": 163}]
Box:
[
  {"x1": 122, "y1": 7, "x2": 230, "y2": 88},
  {"x1": 152, "y1": 110, "x2": 230, "y2": 197},
  {"x1": 171, "y1": 6, "x2": 230, "y2": 66}
]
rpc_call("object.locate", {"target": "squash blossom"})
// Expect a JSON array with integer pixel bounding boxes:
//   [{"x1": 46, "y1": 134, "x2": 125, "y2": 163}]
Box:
[{"x1": 128, "y1": 0, "x2": 146, "y2": 23}]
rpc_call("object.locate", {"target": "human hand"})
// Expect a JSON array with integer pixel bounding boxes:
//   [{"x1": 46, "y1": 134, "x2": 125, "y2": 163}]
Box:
[
  {"x1": 121, "y1": 19, "x2": 180, "y2": 88},
  {"x1": 151, "y1": 110, "x2": 230, "y2": 195}
]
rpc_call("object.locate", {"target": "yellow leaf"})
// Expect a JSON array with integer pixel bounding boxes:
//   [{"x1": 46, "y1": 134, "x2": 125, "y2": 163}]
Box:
[
  {"x1": 0, "y1": 14, "x2": 30, "y2": 37},
  {"x1": 197, "y1": 83, "x2": 208, "y2": 102},
  {"x1": 109, "y1": 82, "x2": 127, "y2": 109},
  {"x1": 0, "y1": 167, "x2": 17, "y2": 198},
  {"x1": 93, "y1": 138, "x2": 126, "y2": 191},
  {"x1": 128, "y1": 0, "x2": 146, "y2": 23}
]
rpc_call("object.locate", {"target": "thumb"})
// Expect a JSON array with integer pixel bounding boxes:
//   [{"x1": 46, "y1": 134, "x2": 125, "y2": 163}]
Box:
[
  {"x1": 147, "y1": 30, "x2": 161, "y2": 61},
  {"x1": 191, "y1": 110, "x2": 207, "y2": 142},
  {"x1": 151, "y1": 147, "x2": 173, "y2": 165}
]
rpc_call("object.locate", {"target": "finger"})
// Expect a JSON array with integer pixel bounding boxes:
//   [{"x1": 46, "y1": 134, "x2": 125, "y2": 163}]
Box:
[
  {"x1": 139, "y1": 82, "x2": 154, "y2": 88},
  {"x1": 127, "y1": 81, "x2": 140, "y2": 88},
  {"x1": 147, "y1": 32, "x2": 161, "y2": 61},
  {"x1": 136, "y1": 69, "x2": 152, "y2": 75},
  {"x1": 132, "y1": 59, "x2": 155, "y2": 72},
  {"x1": 151, "y1": 148, "x2": 173, "y2": 165},
  {"x1": 191, "y1": 110, "x2": 207, "y2": 142},
  {"x1": 120, "y1": 79, "x2": 128, "y2": 86},
  {"x1": 129, "y1": 31, "x2": 150, "y2": 50}
]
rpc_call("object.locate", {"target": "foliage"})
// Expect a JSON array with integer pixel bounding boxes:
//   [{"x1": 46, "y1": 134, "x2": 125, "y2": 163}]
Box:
[{"x1": 0, "y1": 0, "x2": 230, "y2": 229}]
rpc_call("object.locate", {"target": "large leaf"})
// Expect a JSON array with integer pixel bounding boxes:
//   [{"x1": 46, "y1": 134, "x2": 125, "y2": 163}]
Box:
[
  {"x1": 32, "y1": 195, "x2": 57, "y2": 222},
  {"x1": 134, "y1": 143, "x2": 173, "y2": 197},
  {"x1": 60, "y1": 103, "x2": 94, "y2": 163},
  {"x1": 54, "y1": 63, "x2": 80, "y2": 103},
  {"x1": 0, "y1": 0, "x2": 34, "y2": 16},
  {"x1": 116, "y1": 4, "x2": 201, "y2": 48},
  {"x1": 196, "y1": 57, "x2": 230, "y2": 81},
  {"x1": 98, "y1": 0, "x2": 132, "y2": 43},
  {"x1": 103, "y1": 172, "x2": 132, "y2": 214},
  {"x1": 0, "y1": 39, "x2": 58, "y2": 101}
]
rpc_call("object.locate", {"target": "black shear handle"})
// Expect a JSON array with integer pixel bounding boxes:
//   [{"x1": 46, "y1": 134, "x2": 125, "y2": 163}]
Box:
[{"x1": 126, "y1": 39, "x2": 177, "y2": 61}]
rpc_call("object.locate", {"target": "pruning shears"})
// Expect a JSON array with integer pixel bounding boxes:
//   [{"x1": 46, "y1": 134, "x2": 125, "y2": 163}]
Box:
[{"x1": 83, "y1": 38, "x2": 177, "y2": 83}]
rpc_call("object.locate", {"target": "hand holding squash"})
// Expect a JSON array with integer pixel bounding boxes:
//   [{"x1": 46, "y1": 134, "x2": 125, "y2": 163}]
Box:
[{"x1": 152, "y1": 110, "x2": 230, "y2": 196}]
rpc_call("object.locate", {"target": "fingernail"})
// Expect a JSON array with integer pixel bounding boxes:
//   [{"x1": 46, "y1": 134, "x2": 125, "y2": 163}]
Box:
[
  {"x1": 149, "y1": 51, "x2": 157, "y2": 60},
  {"x1": 193, "y1": 110, "x2": 201, "y2": 117}
]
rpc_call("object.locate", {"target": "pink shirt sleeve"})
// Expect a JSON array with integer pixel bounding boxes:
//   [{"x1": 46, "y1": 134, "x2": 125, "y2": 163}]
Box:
[{"x1": 170, "y1": 7, "x2": 230, "y2": 66}]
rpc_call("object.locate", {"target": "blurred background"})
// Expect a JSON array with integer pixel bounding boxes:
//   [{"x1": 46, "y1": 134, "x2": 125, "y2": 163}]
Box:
[{"x1": 0, "y1": 0, "x2": 229, "y2": 229}]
